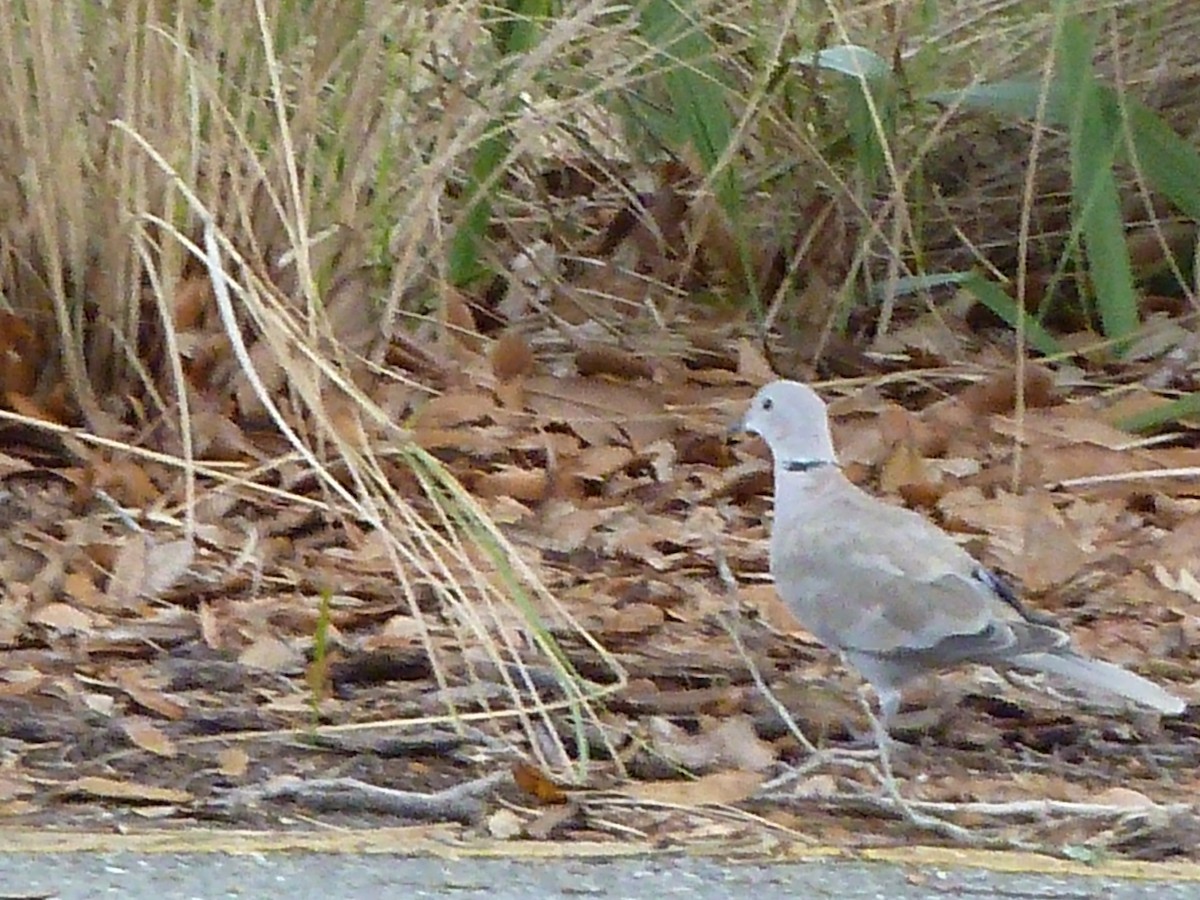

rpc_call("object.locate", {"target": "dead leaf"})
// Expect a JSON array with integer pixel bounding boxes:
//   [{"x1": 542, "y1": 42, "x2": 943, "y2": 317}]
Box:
[
  {"x1": 0, "y1": 775, "x2": 35, "y2": 803},
  {"x1": 535, "y1": 502, "x2": 623, "y2": 552},
  {"x1": 414, "y1": 391, "x2": 497, "y2": 428},
  {"x1": 118, "y1": 674, "x2": 188, "y2": 720},
  {"x1": 1093, "y1": 787, "x2": 1156, "y2": 808},
  {"x1": 108, "y1": 536, "x2": 193, "y2": 606},
  {"x1": 144, "y1": 540, "x2": 194, "y2": 597},
  {"x1": 790, "y1": 773, "x2": 839, "y2": 799},
  {"x1": 440, "y1": 289, "x2": 482, "y2": 352},
  {"x1": 939, "y1": 489, "x2": 1090, "y2": 591},
  {"x1": 572, "y1": 446, "x2": 634, "y2": 480},
  {"x1": 29, "y1": 602, "x2": 94, "y2": 634},
  {"x1": 218, "y1": 747, "x2": 250, "y2": 778},
  {"x1": 957, "y1": 365, "x2": 1058, "y2": 415},
  {"x1": 474, "y1": 467, "x2": 549, "y2": 503},
  {"x1": 523, "y1": 801, "x2": 582, "y2": 840},
  {"x1": 598, "y1": 602, "x2": 665, "y2": 635},
  {"x1": 738, "y1": 583, "x2": 806, "y2": 634},
  {"x1": 705, "y1": 716, "x2": 777, "y2": 772},
  {"x1": 491, "y1": 330, "x2": 535, "y2": 382},
  {"x1": 644, "y1": 714, "x2": 775, "y2": 772},
  {"x1": 622, "y1": 769, "x2": 765, "y2": 807},
  {"x1": 239, "y1": 635, "x2": 304, "y2": 673},
  {"x1": 95, "y1": 459, "x2": 161, "y2": 507},
  {"x1": 199, "y1": 601, "x2": 223, "y2": 649},
  {"x1": 122, "y1": 717, "x2": 177, "y2": 758},
  {"x1": 62, "y1": 570, "x2": 111, "y2": 611},
  {"x1": 6, "y1": 390, "x2": 66, "y2": 424},
  {"x1": 736, "y1": 339, "x2": 775, "y2": 384},
  {"x1": 1153, "y1": 565, "x2": 1200, "y2": 603},
  {"x1": 523, "y1": 376, "x2": 672, "y2": 450},
  {"x1": 58, "y1": 776, "x2": 190, "y2": 805},
  {"x1": 879, "y1": 442, "x2": 936, "y2": 495},
  {"x1": 486, "y1": 807, "x2": 524, "y2": 839},
  {"x1": 575, "y1": 344, "x2": 655, "y2": 380},
  {"x1": 511, "y1": 762, "x2": 569, "y2": 805}
]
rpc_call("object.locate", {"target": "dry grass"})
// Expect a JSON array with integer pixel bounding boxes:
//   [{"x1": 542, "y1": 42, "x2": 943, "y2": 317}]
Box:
[{"x1": 0, "y1": 0, "x2": 662, "y2": 776}]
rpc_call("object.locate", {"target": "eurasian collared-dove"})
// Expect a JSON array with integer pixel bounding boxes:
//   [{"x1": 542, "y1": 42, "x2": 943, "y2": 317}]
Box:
[{"x1": 738, "y1": 380, "x2": 1186, "y2": 727}]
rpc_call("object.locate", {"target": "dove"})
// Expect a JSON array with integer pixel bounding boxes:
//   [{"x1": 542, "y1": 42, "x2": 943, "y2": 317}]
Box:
[{"x1": 737, "y1": 380, "x2": 1186, "y2": 731}]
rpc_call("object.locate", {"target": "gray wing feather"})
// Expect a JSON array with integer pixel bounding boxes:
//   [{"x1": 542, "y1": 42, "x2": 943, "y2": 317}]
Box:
[{"x1": 771, "y1": 478, "x2": 1064, "y2": 662}]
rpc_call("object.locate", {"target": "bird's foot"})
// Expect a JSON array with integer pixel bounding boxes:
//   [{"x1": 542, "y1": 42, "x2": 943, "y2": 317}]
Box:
[
  {"x1": 757, "y1": 747, "x2": 883, "y2": 795},
  {"x1": 842, "y1": 727, "x2": 907, "y2": 756}
]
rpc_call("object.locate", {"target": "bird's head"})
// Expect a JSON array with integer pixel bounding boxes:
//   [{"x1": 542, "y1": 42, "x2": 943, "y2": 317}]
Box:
[{"x1": 735, "y1": 380, "x2": 838, "y2": 469}]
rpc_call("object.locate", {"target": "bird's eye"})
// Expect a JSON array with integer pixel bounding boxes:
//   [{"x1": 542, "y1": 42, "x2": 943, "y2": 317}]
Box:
[{"x1": 761, "y1": 398, "x2": 773, "y2": 411}]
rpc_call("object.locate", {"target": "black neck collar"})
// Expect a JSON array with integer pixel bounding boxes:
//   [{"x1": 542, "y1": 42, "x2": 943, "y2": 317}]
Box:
[{"x1": 782, "y1": 459, "x2": 837, "y2": 473}]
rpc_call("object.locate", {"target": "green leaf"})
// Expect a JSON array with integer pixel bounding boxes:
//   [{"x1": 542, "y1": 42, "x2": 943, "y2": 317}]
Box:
[
  {"x1": 927, "y1": 80, "x2": 1058, "y2": 119},
  {"x1": 450, "y1": 0, "x2": 553, "y2": 285},
  {"x1": 1117, "y1": 392, "x2": 1200, "y2": 433},
  {"x1": 638, "y1": 0, "x2": 738, "y2": 211},
  {"x1": 1123, "y1": 101, "x2": 1200, "y2": 221},
  {"x1": 449, "y1": 131, "x2": 509, "y2": 285},
  {"x1": 867, "y1": 270, "x2": 973, "y2": 300},
  {"x1": 796, "y1": 43, "x2": 896, "y2": 188},
  {"x1": 1057, "y1": 14, "x2": 1138, "y2": 343},
  {"x1": 927, "y1": 38, "x2": 1200, "y2": 347},
  {"x1": 795, "y1": 44, "x2": 891, "y2": 80},
  {"x1": 962, "y1": 273, "x2": 1062, "y2": 357}
]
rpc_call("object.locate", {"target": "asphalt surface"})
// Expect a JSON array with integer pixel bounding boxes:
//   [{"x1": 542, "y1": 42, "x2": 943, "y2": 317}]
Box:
[{"x1": 2, "y1": 852, "x2": 1197, "y2": 900}]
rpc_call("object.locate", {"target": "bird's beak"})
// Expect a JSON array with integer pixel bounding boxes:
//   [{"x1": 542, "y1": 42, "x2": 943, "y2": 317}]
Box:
[{"x1": 727, "y1": 413, "x2": 748, "y2": 438}]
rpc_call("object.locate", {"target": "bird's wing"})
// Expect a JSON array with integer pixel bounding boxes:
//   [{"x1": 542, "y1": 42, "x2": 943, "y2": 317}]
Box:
[{"x1": 771, "y1": 476, "x2": 1063, "y2": 662}]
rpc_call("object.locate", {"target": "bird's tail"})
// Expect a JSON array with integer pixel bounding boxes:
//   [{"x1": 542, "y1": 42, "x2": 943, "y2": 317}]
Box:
[{"x1": 1011, "y1": 651, "x2": 1186, "y2": 715}]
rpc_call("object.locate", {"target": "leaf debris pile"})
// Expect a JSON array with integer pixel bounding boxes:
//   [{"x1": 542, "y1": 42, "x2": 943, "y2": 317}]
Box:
[{"x1": 1, "y1": 278, "x2": 1198, "y2": 857}]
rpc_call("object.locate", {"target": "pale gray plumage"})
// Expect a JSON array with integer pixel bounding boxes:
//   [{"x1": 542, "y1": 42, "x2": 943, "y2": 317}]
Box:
[{"x1": 738, "y1": 380, "x2": 1186, "y2": 725}]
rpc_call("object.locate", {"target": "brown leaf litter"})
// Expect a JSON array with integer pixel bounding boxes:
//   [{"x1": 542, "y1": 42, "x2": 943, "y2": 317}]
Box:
[{"x1": 0, "y1": 289, "x2": 1199, "y2": 860}]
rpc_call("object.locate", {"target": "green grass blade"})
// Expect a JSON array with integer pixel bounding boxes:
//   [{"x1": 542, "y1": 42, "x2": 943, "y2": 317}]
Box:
[
  {"x1": 1123, "y1": 101, "x2": 1200, "y2": 222},
  {"x1": 962, "y1": 272, "x2": 1062, "y2": 357},
  {"x1": 929, "y1": 29, "x2": 1200, "y2": 347},
  {"x1": 449, "y1": 0, "x2": 551, "y2": 285},
  {"x1": 796, "y1": 44, "x2": 896, "y2": 189},
  {"x1": 1117, "y1": 392, "x2": 1200, "y2": 433},
  {"x1": 867, "y1": 270, "x2": 972, "y2": 300},
  {"x1": 637, "y1": 0, "x2": 738, "y2": 212},
  {"x1": 1057, "y1": 14, "x2": 1138, "y2": 344},
  {"x1": 933, "y1": 77, "x2": 1200, "y2": 252},
  {"x1": 449, "y1": 130, "x2": 509, "y2": 284}
]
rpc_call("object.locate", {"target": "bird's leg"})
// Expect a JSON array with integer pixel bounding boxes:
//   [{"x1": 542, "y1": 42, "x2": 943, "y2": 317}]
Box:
[
  {"x1": 854, "y1": 686, "x2": 973, "y2": 839},
  {"x1": 874, "y1": 686, "x2": 901, "y2": 739},
  {"x1": 856, "y1": 684, "x2": 898, "y2": 756},
  {"x1": 839, "y1": 659, "x2": 904, "y2": 752},
  {"x1": 855, "y1": 683, "x2": 906, "y2": 800},
  {"x1": 755, "y1": 683, "x2": 903, "y2": 796}
]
